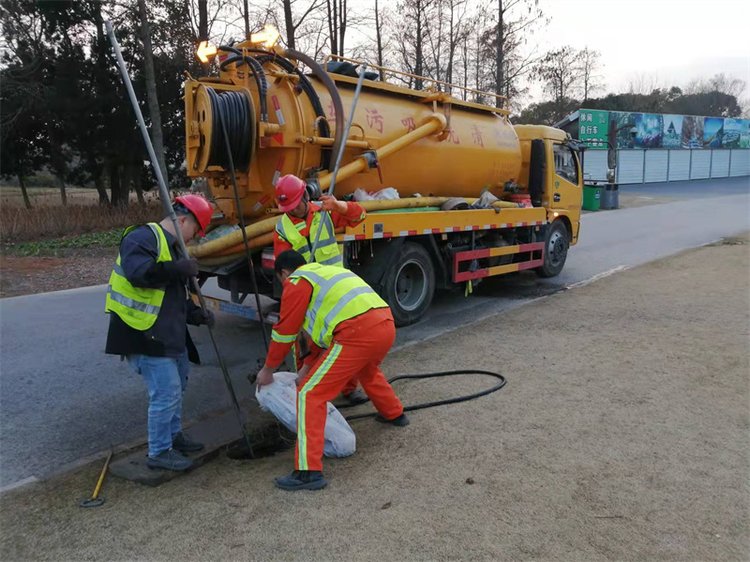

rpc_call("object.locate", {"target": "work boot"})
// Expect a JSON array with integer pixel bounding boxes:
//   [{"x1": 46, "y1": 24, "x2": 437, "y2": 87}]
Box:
[
  {"x1": 146, "y1": 449, "x2": 194, "y2": 472},
  {"x1": 375, "y1": 413, "x2": 410, "y2": 427},
  {"x1": 274, "y1": 470, "x2": 328, "y2": 491},
  {"x1": 172, "y1": 432, "x2": 204, "y2": 453},
  {"x1": 342, "y1": 389, "x2": 369, "y2": 406}
]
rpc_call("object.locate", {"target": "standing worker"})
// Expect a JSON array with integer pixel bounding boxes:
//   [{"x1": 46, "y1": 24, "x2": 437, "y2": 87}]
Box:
[
  {"x1": 273, "y1": 174, "x2": 369, "y2": 405},
  {"x1": 256, "y1": 250, "x2": 409, "y2": 491},
  {"x1": 105, "y1": 194, "x2": 215, "y2": 472}
]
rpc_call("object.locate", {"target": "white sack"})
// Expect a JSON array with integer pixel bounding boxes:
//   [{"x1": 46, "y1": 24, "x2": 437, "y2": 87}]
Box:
[{"x1": 255, "y1": 372, "x2": 356, "y2": 458}]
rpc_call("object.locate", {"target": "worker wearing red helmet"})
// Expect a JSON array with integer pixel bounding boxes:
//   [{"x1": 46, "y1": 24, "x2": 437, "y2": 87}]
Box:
[
  {"x1": 273, "y1": 174, "x2": 370, "y2": 405},
  {"x1": 105, "y1": 194, "x2": 215, "y2": 472}
]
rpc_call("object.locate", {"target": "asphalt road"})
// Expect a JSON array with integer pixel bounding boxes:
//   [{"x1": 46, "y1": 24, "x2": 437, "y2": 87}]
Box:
[{"x1": 0, "y1": 177, "x2": 747, "y2": 489}]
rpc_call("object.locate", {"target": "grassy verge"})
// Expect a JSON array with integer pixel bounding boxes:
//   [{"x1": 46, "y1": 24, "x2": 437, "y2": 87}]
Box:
[{"x1": 4, "y1": 230, "x2": 123, "y2": 257}]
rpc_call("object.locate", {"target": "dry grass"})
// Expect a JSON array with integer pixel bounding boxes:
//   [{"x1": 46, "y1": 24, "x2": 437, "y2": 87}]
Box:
[
  {"x1": 0, "y1": 202, "x2": 163, "y2": 244},
  {"x1": 0, "y1": 186, "x2": 159, "y2": 208}
]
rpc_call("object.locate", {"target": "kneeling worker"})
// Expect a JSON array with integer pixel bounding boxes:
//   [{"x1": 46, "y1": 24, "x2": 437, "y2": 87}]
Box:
[
  {"x1": 256, "y1": 250, "x2": 409, "y2": 491},
  {"x1": 105, "y1": 194, "x2": 215, "y2": 472},
  {"x1": 273, "y1": 174, "x2": 369, "y2": 405}
]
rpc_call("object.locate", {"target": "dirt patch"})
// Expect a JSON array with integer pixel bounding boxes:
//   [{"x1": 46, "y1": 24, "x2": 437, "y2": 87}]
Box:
[
  {"x1": 0, "y1": 248, "x2": 114, "y2": 298},
  {"x1": 1, "y1": 234, "x2": 747, "y2": 561}
]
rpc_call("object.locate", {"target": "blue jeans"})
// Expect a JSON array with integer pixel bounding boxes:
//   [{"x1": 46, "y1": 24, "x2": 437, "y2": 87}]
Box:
[{"x1": 127, "y1": 352, "x2": 189, "y2": 457}]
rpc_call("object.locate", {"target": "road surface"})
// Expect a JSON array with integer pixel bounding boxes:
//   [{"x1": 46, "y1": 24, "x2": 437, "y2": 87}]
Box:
[{"x1": 0, "y1": 177, "x2": 747, "y2": 489}]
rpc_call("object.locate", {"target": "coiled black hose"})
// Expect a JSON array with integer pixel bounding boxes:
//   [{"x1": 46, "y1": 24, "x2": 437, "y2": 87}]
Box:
[
  {"x1": 218, "y1": 47, "x2": 269, "y2": 121},
  {"x1": 205, "y1": 88, "x2": 252, "y2": 171},
  {"x1": 341, "y1": 369, "x2": 508, "y2": 421}
]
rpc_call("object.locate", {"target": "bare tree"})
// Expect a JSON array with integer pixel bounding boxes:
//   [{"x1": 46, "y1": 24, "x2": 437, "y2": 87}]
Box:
[
  {"x1": 282, "y1": 0, "x2": 324, "y2": 50},
  {"x1": 494, "y1": 0, "x2": 544, "y2": 108},
  {"x1": 534, "y1": 46, "x2": 581, "y2": 105},
  {"x1": 579, "y1": 46, "x2": 603, "y2": 102}
]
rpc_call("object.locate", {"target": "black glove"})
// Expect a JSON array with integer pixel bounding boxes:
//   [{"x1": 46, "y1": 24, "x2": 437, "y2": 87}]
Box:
[
  {"x1": 188, "y1": 307, "x2": 215, "y2": 328},
  {"x1": 163, "y1": 258, "x2": 199, "y2": 281}
]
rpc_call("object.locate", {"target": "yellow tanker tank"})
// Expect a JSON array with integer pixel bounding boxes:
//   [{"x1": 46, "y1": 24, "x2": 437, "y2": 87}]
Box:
[{"x1": 185, "y1": 45, "x2": 522, "y2": 222}]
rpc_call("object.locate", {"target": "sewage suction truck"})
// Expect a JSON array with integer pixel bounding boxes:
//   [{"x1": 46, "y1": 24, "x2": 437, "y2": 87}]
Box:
[{"x1": 184, "y1": 32, "x2": 583, "y2": 326}]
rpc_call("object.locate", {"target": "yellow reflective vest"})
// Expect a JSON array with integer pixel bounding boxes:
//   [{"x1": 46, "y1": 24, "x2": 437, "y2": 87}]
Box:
[
  {"x1": 275, "y1": 211, "x2": 343, "y2": 267},
  {"x1": 105, "y1": 223, "x2": 173, "y2": 331},
  {"x1": 288, "y1": 263, "x2": 388, "y2": 348}
]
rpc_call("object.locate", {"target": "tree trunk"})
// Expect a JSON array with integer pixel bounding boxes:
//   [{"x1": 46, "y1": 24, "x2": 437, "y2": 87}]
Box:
[
  {"x1": 130, "y1": 163, "x2": 146, "y2": 204},
  {"x1": 137, "y1": 0, "x2": 169, "y2": 187},
  {"x1": 94, "y1": 167, "x2": 110, "y2": 206},
  {"x1": 56, "y1": 175, "x2": 67, "y2": 206},
  {"x1": 17, "y1": 174, "x2": 32, "y2": 209},
  {"x1": 495, "y1": 0, "x2": 504, "y2": 108},
  {"x1": 375, "y1": 0, "x2": 385, "y2": 81},
  {"x1": 243, "y1": 0, "x2": 250, "y2": 38},
  {"x1": 198, "y1": 0, "x2": 208, "y2": 40},
  {"x1": 283, "y1": 0, "x2": 296, "y2": 50},
  {"x1": 339, "y1": 0, "x2": 346, "y2": 55},
  {"x1": 110, "y1": 163, "x2": 128, "y2": 208}
]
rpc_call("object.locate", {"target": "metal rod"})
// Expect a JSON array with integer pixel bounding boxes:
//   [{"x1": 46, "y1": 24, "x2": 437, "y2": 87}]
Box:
[
  {"x1": 90, "y1": 450, "x2": 112, "y2": 500},
  {"x1": 105, "y1": 21, "x2": 254, "y2": 455},
  {"x1": 310, "y1": 63, "x2": 368, "y2": 257}
]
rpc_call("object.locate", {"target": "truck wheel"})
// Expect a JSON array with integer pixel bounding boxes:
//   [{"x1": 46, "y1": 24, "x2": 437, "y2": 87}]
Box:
[
  {"x1": 382, "y1": 242, "x2": 435, "y2": 326},
  {"x1": 536, "y1": 220, "x2": 569, "y2": 278}
]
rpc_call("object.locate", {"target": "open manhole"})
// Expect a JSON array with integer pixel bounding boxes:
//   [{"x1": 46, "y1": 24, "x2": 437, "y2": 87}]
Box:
[{"x1": 226, "y1": 423, "x2": 296, "y2": 460}]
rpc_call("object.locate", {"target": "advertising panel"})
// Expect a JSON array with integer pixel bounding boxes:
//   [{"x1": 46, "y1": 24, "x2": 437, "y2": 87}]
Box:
[
  {"x1": 722, "y1": 118, "x2": 744, "y2": 148},
  {"x1": 610, "y1": 111, "x2": 639, "y2": 149},
  {"x1": 703, "y1": 117, "x2": 724, "y2": 148},
  {"x1": 662, "y1": 114, "x2": 683, "y2": 148},
  {"x1": 578, "y1": 109, "x2": 609, "y2": 149},
  {"x1": 634, "y1": 113, "x2": 663, "y2": 148},
  {"x1": 681, "y1": 116, "x2": 704, "y2": 148}
]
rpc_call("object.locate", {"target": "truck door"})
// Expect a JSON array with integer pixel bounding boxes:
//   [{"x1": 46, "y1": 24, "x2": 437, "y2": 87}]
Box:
[{"x1": 548, "y1": 142, "x2": 582, "y2": 241}]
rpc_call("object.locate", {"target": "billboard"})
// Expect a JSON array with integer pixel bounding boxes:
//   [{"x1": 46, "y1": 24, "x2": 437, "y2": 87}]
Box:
[
  {"x1": 609, "y1": 111, "x2": 638, "y2": 149},
  {"x1": 662, "y1": 115, "x2": 683, "y2": 148},
  {"x1": 681, "y1": 116, "x2": 704, "y2": 149},
  {"x1": 634, "y1": 113, "x2": 663, "y2": 148},
  {"x1": 703, "y1": 117, "x2": 724, "y2": 148},
  {"x1": 577, "y1": 110, "x2": 747, "y2": 150},
  {"x1": 578, "y1": 109, "x2": 609, "y2": 149}
]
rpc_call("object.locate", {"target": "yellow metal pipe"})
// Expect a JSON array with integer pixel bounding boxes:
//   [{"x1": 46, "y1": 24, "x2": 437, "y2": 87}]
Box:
[
  {"x1": 299, "y1": 135, "x2": 370, "y2": 149},
  {"x1": 318, "y1": 114, "x2": 447, "y2": 191}
]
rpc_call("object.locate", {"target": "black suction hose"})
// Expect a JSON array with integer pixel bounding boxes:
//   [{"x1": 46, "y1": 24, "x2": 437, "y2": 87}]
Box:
[
  {"x1": 283, "y1": 48, "x2": 344, "y2": 172},
  {"x1": 341, "y1": 370, "x2": 507, "y2": 421}
]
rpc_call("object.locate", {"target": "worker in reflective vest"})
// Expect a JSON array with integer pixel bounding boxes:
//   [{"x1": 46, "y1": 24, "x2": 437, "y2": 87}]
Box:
[
  {"x1": 273, "y1": 174, "x2": 369, "y2": 405},
  {"x1": 105, "y1": 195, "x2": 215, "y2": 473},
  {"x1": 256, "y1": 250, "x2": 409, "y2": 491}
]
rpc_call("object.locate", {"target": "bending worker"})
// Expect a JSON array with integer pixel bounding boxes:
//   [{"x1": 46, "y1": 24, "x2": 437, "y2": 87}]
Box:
[
  {"x1": 256, "y1": 250, "x2": 409, "y2": 491},
  {"x1": 273, "y1": 173, "x2": 369, "y2": 405},
  {"x1": 105, "y1": 194, "x2": 215, "y2": 472}
]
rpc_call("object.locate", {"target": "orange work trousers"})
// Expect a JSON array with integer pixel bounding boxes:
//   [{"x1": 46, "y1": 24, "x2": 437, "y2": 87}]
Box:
[
  {"x1": 295, "y1": 308, "x2": 403, "y2": 472},
  {"x1": 299, "y1": 334, "x2": 360, "y2": 396}
]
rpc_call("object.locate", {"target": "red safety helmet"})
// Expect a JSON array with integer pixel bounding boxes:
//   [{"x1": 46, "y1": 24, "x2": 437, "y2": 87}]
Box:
[
  {"x1": 175, "y1": 194, "x2": 213, "y2": 236},
  {"x1": 275, "y1": 174, "x2": 306, "y2": 212}
]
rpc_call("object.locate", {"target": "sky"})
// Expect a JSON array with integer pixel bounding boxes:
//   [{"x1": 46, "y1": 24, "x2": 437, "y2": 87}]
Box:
[{"x1": 535, "y1": 0, "x2": 750, "y2": 101}]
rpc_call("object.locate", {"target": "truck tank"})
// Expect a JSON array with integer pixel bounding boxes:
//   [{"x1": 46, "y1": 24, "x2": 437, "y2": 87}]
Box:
[{"x1": 185, "y1": 49, "x2": 522, "y2": 222}]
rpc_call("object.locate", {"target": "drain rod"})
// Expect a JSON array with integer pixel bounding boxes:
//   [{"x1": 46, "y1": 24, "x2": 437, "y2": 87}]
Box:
[{"x1": 105, "y1": 21, "x2": 254, "y2": 456}]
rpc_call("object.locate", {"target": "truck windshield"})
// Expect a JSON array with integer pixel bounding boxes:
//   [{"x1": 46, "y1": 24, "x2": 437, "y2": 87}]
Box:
[{"x1": 553, "y1": 144, "x2": 579, "y2": 185}]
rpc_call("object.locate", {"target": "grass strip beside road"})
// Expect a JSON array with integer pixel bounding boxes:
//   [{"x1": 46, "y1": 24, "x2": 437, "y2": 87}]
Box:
[{"x1": 4, "y1": 229, "x2": 123, "y2": 256}]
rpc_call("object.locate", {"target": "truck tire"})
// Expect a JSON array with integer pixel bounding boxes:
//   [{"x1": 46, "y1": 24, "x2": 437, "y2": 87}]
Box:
[
  {"x1": 536, "y1": 220, "x2": 569, "y2": 278},
  {"x1": 381, "y1": 242, "x2": 435, "y2": 326}
]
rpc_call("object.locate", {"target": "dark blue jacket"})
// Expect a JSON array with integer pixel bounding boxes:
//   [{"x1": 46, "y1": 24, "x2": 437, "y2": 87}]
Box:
[{"x1": 105, "y1": 224, "x2": 200, "y2": 362}]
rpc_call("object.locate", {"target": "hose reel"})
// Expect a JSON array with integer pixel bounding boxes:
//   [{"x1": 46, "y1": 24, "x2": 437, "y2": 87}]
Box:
[{"x1": 193, "y1": 85, "x2": 255, "y2": 173}]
